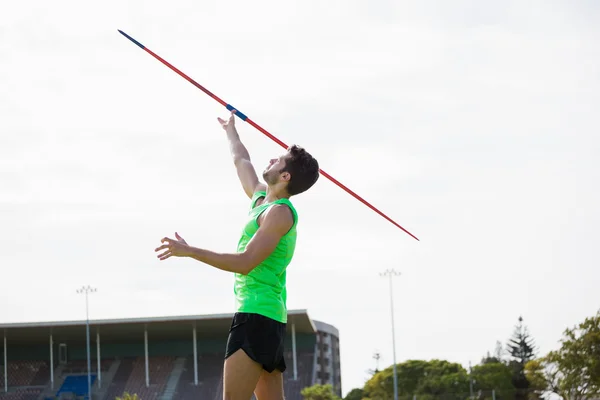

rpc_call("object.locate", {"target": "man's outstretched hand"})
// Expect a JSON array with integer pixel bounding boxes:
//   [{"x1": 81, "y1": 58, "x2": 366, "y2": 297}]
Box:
[
  {"x1": 217, "y1": 110, "x2": 237, "y2": 131},
  {"x1": 155, "y1": 232, "x2": 191, "y2": 261}
]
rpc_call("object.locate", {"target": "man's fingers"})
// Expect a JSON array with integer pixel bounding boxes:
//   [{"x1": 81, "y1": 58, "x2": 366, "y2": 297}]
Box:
[
  {"x1": 161, "y1": 237, "x2": 174, "y2": 244},
  {"x1": 157, "y1": 250, "x2": 171, "y2": 260},
  {"x1": 175, "y1": 232, "x2": 185, "y2": 242},
  {"x1": 155, "y1": 244, "x2": 169, "y2": 252}
]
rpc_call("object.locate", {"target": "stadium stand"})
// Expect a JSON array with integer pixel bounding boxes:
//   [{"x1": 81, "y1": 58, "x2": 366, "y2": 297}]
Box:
[
  {"x1": 56, "y1": 375, "x2": 97, "y2": 397},
  {"x1": 173, "y1": 353, "x2": 223, "y2": 400},
  {"x1": 103, "y1": 358, "x2": 135, "y2": 400},
  {"x1": 0, "y1": 361, "x2": 50, "y2": 387},
  {"x1": 0, "y1": 310, "x2": 341, "y2": 400},
  {"x1": 0, "y1": 388, "x2": 43, "y2": 400}
]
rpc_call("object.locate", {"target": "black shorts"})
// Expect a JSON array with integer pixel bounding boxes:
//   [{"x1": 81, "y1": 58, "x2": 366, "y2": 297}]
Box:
[{"x1": 225, "y1": 312, "x2": 287, "y2": 373}]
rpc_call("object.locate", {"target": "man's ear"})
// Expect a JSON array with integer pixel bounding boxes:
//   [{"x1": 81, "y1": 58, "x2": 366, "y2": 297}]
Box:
[{"x1": 281, "y1": 171, "x2": 291, "y2": 182}]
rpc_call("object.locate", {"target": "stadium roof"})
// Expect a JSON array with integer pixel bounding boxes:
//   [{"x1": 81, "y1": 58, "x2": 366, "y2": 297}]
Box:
[{"x1": 0, "y1": 309, "x2": 317, "y2": 344}]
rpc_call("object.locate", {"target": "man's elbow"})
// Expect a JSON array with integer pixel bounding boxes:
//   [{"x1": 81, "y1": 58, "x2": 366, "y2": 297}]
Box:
[
  {"x1": 233, "y1": 155, "x2": 251, "y2": 167},
  {"x1": 238, "y1": 253, "x2": 260, "y2": 275}
]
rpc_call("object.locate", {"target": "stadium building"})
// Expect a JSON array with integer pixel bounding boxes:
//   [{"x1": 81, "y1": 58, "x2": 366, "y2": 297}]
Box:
[{"x1": 0, "y1": 310, "x2": 341, "y2": 400}]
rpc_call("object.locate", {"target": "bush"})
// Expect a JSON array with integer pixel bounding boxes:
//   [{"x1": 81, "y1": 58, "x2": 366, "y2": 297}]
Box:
[{"x1": 115, "y1": 393, "x2": 140, "y2": 400}]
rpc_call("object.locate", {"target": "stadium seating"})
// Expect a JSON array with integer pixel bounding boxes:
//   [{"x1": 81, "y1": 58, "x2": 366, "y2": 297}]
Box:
[
  {"x1": 0, "y1": 360, "x2": 50, "y2": 387},
  {"x1": 0, "y1": 351, "x2": 316, "y2": 400},
  {"x1": 103, "y1": 356, "x2": 175, "y2": 400},
  {"x1": 61, "y1": 359, "x2": 113, "y2": 375},
  {"x1": 56, "y1": 375, "x2": 97, "y2": 397},
  {"x1": 104, "y1": 357, "x2": 135, "y2": 400},
  {"x1": 173, "y1": 352, "x2": 224, "y2": 400},
  {"x1": 0, "y1": 388, "x2": 43, "y2": 400}
]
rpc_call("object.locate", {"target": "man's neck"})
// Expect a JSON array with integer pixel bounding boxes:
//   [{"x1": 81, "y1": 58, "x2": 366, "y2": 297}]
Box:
[{"x1": 264, "y1": 186, "x2": 289, "y2": 203}]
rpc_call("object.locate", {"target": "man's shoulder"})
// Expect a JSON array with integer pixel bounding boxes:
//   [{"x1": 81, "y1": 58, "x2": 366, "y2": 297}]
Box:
[
  {"x1": 267, "y1": 203, "x2": 294, "y2": 221},
  {"x1": 250, "y1": 189, "x2": 267, "y2": 208},
  {"x1": 264, "y1": 204, "x2": 295, "y2": 232}
]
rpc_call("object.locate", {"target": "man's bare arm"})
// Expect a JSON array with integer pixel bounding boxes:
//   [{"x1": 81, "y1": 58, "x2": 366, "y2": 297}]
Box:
[
  {"x1": 156, "y1": 205, "x2": 293, "y2": 274},
  {"x1": 218, "y1": 111, "x2": 266, "y2": 198}
]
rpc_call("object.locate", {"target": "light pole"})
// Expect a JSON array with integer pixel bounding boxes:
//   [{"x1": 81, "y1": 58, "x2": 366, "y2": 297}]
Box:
[
  {"x1": 469, "y1": 361, "x2": 474, "y2": 400},
  {"x1": 380, "y1": 269, "x2": 400, "y2": 400},
  {"x1": 77, "y1": 285, "x2": 96, "y2": 400}
]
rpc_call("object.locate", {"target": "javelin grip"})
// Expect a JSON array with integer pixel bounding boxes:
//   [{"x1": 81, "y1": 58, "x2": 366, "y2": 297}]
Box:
[{"x1": 226, "y1": 104, "x2": 248, "y2": 121}]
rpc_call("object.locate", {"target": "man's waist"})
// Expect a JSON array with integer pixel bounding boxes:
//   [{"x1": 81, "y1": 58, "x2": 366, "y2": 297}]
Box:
[{"x1": 235, "y1": 301, "x2": 287, "y2": 324}]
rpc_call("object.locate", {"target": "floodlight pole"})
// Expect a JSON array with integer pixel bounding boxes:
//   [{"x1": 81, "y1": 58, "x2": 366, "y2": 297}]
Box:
[
  {"x1": 77, "y1": 286, "x2": 96, "y2": 400},
  {"x1": 380, "y1": 269, "x2": 400, "y2": 400}
]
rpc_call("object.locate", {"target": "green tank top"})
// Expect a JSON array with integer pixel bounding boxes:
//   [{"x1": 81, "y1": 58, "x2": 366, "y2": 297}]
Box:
[{"x1": 234, "y1": 191, "x2": 298, "y2": 323}]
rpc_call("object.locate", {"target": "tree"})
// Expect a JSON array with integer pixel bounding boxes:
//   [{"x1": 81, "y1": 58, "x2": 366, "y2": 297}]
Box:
[
  {"x1": 362, "y1": 359, "x2": 470, "y2": 400},
  {"x1": 481, "y1": 351, "x2": 501, "y2": 365},
  {"x1": 302, "y1": 384, "x2": 341, "y2": 400},
  {"x1": 537, "y1": 310, "x2": 600, "y2": 400},
  {"x1": 507, "y1": 317, "x2": 536, "y2": 365},
  {"x1": 115, "y1": 393, "x2": 140, "y2": 400},
  {"x1": 471, "y1": 362, "x2": 516, "y2": 400},
  {"x1": 506, "y1": 316, "x2": 537, "y2": 400},
  {"x1": 344, "y1": 388, "x2": 364, "y2": 400},
  {"x1": 524, "y1": 359, "x2": 547, "y2": 400},
  {"x1": 481, "y1": 341, "x2": 505, "y2": 365},
  {"x1": 494, "y1": 341, "x2": 504, "y2": 362}
]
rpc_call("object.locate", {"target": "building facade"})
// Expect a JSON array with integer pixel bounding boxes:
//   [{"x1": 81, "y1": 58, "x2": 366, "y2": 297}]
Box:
[{"x1": 312, "y1": 320, "x2": 342, "y2": 396}]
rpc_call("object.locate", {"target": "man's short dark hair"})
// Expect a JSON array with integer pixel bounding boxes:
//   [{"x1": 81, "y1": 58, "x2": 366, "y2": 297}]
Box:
[{"x1": 280, "y1": 145, "x2": 319, "y2": 196}]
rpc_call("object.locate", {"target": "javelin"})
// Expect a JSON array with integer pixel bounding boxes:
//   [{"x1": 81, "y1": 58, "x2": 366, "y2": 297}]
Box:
[{"x1": 117, "y1": 29, "x2": 419, "y2": 241}]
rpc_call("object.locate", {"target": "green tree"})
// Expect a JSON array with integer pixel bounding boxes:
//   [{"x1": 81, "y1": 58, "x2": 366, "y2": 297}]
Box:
[
  {"x1": 302, "y1": 384, "x2": 341, "y2": 400},
  {"x1": 524, "y1": 359, "x2": 547, "y2": 400},
  {"x1": 344, "y1": 388, "x2": 364, "y2": 400},
  {"x1": 115, "y1": 393, "x2": 140, "y2": 400},
  {"x1": 506, "y1": 316, "x2": 536, "y2": 400},
  {"x1": 540, "y1": 310, "x2": 600, "y2": 400},
  {"x1": 494, "y1": 341, "x2": 505, "y2": 362},
  {"x1": 416, "y1": 360, "x2": 470, "y2": 400},
  {"x1": 481, "y1": 351, "x2": 501, "y2": 365},
  {"x1": 363, "y1": 359, "x2": 470, "y2": 400},
  {"x1": 481, "y1": 341, "x2": 505, "y2": 365},
  {"x1": 506, "y1": 317, "x2": 536, "y2": 365},
  {"x1": 471, "y1": 362, "x2": 515, "y2": 400}
]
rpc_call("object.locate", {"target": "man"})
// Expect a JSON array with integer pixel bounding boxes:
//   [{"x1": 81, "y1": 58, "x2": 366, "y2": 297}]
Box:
[{"x1": 154, "y1": 110, "x2": 319, "y2": 400}]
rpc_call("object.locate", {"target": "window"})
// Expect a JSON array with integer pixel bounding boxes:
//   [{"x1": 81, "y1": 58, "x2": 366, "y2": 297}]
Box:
[{"x1": 59, "y1": 343, "x2": 68, "y2": 364}]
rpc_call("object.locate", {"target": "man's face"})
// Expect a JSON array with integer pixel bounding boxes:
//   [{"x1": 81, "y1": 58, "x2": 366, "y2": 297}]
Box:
[{"x1": 262, "y1": 153, "x2": 289, "y2": 184}]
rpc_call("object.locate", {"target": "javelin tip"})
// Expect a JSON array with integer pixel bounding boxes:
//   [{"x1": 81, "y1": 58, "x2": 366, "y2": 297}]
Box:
[{"x1": 117, "y1": 29, "x2": 145, "y2": 49}]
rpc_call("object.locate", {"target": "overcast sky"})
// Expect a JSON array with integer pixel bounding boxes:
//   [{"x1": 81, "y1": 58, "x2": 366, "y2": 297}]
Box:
[{"x1": 1, "y1": 0, "x2": 599, "y2": 396}]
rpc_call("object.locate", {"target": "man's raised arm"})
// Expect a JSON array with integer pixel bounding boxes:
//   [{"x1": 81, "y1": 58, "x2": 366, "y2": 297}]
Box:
[{"x1": 218, "y1": 111, "x2": 266, "y2": 198}]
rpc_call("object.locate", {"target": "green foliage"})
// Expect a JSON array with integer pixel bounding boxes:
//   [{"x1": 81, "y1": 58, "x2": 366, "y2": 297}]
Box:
[
  {"x1": 506, "y1": 316, "x2": 536, "y2": 400},
  {"x1": 524, "y1": 359, "x2": 547, "y2": 400},
  {"x1": 115, "y1": 393, "x2": 140, "y2": 400},
  {"x1": 471, "y1": 362, "x2": 515, "y2": 400},
  {"x1": 352, "y1": 311, "x2": 599, "y2": 400},
  {"x1": 301, "y1": 384, "x2": 341, "y2": 400},
  {"x1": 363, "y1": 359, "x2": 470, "y2": 400},
  {"x1": 540, "y1": 310, "x2": 600, "y2": 400},
  {"x1": 506, "y1": 317, "x2": 536, "y2": 365},
  {"x1": 344, "y1": 388, "x2": 364, "y2": 400}
]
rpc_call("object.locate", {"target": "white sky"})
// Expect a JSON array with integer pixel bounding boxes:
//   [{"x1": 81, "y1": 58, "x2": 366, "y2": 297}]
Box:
[{"x1": 1, "y1": 0, "x2": 599, "y2": 396}]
